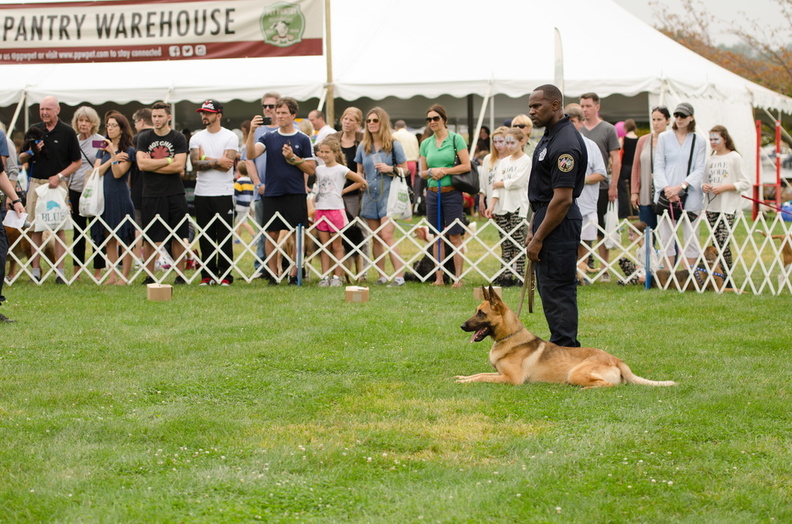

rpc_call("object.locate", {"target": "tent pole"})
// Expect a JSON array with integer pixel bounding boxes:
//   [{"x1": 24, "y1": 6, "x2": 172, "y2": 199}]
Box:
[
  {"x1": 324, "y1": 0, "x2": 335, "y2": 126},
  {"x1": 469, "y1": 82, "x2": 493, "y2": 160},
  {"x1": 8, "y1": 90, "x2": 26, "y2": 134}
]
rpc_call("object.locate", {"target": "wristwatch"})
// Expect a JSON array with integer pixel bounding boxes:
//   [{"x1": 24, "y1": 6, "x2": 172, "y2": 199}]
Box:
[
  {"x1": 681, "y1": 182, "x2": 689, "y2": 191},
  {"x1": 11, "y1": 199, "x2": 21, "y2": 205}
]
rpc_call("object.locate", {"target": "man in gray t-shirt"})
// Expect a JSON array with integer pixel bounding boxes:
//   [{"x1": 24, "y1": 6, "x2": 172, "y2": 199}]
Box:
[{"x1": 579, "y1": 93, "x2": 621, "y2": 279}]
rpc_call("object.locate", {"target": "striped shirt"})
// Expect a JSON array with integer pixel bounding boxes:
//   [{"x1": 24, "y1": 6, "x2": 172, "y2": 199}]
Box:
[{"x1": 233, "y1": 176, "x2": 254, "y2": 208}]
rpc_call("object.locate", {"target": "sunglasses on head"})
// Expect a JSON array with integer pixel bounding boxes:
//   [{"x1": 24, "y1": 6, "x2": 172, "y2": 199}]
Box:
[
  {"x1": 651, "y1": 106, "x2": 667, "y2": 113},
  {"x1": 426, "y1": 115, "x2": 442, "y2": 123},
  {"x1": 366, "y1": 118, "x2": 379, "y2": 123},
  {"x1": 261, "y1": 104, "x2": 275, "y2": 109},
  {"x1": 512, "y1": 124, "x2": 527, "y2": 129}
]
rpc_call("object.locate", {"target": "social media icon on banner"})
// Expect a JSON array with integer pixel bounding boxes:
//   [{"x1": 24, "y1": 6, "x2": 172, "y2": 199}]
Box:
[
  {"x1": 195, "y1": 45, "x2": 206, "y2": 56},
  {"x1": 182, "y1": 45, "x2": 193, "y2": 57},
  {"x1": 169, "y1": 46, "x2": 180, "y2": 58}
]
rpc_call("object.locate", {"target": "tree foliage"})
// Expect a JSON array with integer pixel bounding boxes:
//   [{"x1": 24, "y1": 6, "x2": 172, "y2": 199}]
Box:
[{"x1": 652, "y1": 0, "x2": 792, "y2": 97}]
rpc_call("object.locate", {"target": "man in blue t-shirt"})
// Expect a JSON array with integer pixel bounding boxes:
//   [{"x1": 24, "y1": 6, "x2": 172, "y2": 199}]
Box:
[{"x1": 245, "y1": 97, "x2": 315, "y2": 285}]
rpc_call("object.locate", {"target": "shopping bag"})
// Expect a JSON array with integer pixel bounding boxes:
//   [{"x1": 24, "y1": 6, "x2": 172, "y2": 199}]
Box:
[
  {"x1": 79, "y1": 168, "x2": 105, "y2": 218},
  {"x1": 386, "y1": 175, "x2": 412, "y2": 220},
  {"x1": 33, "y1": 184, "x2": 72, "y2": 232},
  {"x1": 604, "y1": 200, "x2": 619, "y2": 249}
]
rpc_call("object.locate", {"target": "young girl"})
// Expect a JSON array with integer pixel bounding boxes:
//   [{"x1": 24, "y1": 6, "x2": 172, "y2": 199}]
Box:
[
  {"x1": 702, "y1": 125, "x2": 750, "y2": 280},
  {"x1": 478, "y1": 126, "x2": 509, "y2": 217},
  {"x1": 484, "y1": 127, "x2": 531, "y2": 287},
  {"x1": 313, "y1": 137, "x2": 368, "y2": 287}
]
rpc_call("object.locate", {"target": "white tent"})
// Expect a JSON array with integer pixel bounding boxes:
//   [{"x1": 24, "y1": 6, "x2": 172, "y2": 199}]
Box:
[{"x1": 4, "y1": 0, "x2": 791, "y2": 173}]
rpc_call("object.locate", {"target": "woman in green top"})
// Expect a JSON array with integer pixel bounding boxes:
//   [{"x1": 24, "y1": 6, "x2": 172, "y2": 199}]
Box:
[{"x1": 419, "y1": 104, "x2": 471, "y2": 287}]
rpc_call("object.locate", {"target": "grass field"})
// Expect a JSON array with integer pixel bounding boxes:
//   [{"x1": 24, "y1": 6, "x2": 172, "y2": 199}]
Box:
[{"x1": 0, "y1": 280, "x2": 790, "y2": 522}]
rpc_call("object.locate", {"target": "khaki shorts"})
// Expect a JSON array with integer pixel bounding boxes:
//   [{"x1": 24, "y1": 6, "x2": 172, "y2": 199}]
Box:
[{"x1": 26, "y1": 177, "x2": 70, "y2": 218}]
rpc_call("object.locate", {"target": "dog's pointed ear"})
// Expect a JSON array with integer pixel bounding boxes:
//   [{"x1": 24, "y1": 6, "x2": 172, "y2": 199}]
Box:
[
  {"x1": 487, "y1": 285, "x2": 503, "y2": 308},
  {"x1": 481, "y1": 286, "x2": 490, "y2": 301}
]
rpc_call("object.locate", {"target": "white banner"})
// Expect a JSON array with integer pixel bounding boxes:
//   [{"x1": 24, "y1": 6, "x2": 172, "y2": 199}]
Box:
[{"x1": 0, "y1": 0, "x2": 323, "y2": 64}]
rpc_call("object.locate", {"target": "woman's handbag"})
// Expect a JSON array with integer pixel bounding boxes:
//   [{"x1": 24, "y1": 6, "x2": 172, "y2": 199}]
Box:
[
  {"x1": 387, "y1": 173, "x2": 412, "y2": 220},
  {"x1": 451, "y1": 134, "x2": 480, "y2": 195},
  {"x1": 604, "y1": 201, "x2": 619, "y2": 249},
  {"x1": 79, "y1": 167, "x2": 105, "y2": 218},
  {"x1": 654, "y1": 134, "x2": 695, "y2": 218}
]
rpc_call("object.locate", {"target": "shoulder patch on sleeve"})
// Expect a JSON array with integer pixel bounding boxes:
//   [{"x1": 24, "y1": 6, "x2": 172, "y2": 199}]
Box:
[{"x1": 558, "y1": 154, "x2": 575, "y2": 173}]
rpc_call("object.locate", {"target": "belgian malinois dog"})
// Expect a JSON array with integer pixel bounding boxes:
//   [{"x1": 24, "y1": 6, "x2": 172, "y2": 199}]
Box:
[{"x1": 458, "y1": 286, "x2": 677, "y2": 388}]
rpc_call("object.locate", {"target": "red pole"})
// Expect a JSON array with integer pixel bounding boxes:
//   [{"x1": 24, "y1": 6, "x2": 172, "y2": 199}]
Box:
[
  {"x1": 754, "y1": 119, "x2": 761, "y2": 220},
  {"x1": 775, "y1": 119, "x2": 782, "y2": 210}
]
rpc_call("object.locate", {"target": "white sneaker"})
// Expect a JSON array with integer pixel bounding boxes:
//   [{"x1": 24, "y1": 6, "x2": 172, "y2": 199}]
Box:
[
  {"x1": 318, "y1": 277, "x2": 330, "y2": 288},
  {"x1": 329, "y1": 276, "x2": 343, "y2": 287},
  {"x1": 387, "y1": 277, "x2": 405, "y2": 287},
  {"x1": 376, "y1": 276, "x2": 388, "y2": 285},
  {"x1": 601, "y1": 273, "x2": 611, "y2": 283}
]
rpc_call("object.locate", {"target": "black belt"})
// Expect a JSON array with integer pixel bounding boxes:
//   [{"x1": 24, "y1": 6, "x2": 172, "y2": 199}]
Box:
[{"x1": 531, "y1": 201, "x2": 549, "y2": 212}]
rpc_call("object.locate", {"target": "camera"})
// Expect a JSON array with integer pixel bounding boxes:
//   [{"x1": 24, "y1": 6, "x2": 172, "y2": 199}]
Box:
[
  {"x1": 262, "y1": 117, "x2": 272, "y2": 126},
  {"x1": 92, "y1": 140, "x2": 105, "y2": 148}
]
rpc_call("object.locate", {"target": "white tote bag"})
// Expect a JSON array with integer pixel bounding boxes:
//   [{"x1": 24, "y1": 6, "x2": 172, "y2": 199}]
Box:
[
  {"x1": 33, "y1": 184, "x2": 72, "y2": 232},
  {"x1": 386, "y1": 174, "x2": 412, "y2": 220},
  {"x1": 79, "y1": 168, "x2": 105, "y2": 218},
  {"x1": 604, "y1": 200, "x2": 619, "y2": 249}
]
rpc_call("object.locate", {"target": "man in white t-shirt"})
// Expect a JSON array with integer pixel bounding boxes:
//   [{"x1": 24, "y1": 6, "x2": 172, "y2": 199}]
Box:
[
  {"x1": 566, "y1": 104, "x2": 608, "y2": 284},
  {"x1": 190, "y1": 99, "x2": 239, "y2": 286},
  {"x1": 308, "y1": 110, "x2": 335, "y2": 144}
]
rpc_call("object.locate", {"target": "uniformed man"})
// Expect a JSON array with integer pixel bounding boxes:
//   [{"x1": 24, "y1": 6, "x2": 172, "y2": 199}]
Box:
[{"x1": 525, "y1": 84, "x2": 587, "y2": 347}]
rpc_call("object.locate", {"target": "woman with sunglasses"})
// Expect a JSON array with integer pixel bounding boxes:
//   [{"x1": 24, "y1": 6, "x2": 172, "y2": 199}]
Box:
[
  {"x1": 510, "y1": 114, "x2": 535, "y2": 158},
  {"x1": 630, "y1": 106, "x2": 670, "y2": 229},
  {"x1": 419, "y1": 104, "x2": 471, "y2": 287},
  {"x1": 355, "y1": 107, "x2": 408, "y2": 286},
  {"x1": 653, "y1": 102, "x2": 706, "y2": 267},
  {"x1": 702, "y1": 125, "x2": 750, "y2": 284}
]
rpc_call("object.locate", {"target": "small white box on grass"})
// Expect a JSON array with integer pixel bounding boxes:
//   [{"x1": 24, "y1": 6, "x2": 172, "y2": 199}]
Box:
[
  {"x1": 147, "y1": 284, "x2": 173, "y2": 302},
  {"x1": 345, "y1": 286, "x2": 369, "y2": 303}
]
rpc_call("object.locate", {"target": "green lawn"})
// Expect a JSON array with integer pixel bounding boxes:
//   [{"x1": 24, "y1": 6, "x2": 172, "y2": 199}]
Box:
[{"x1": 0, "y1": 281, "x2": 789, "y2": 522}]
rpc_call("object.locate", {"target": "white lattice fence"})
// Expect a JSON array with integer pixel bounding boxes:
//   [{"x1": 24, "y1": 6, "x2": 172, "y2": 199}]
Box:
[{"x1": 5, "y1": 211, "x2": 792, "y2": 294}]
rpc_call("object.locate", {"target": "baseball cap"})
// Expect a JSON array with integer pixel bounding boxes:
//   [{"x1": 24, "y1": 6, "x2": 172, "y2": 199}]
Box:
[
  {"x1": 673, "y1": 102, "x2": 694, "y2": 117},
  {"x1": 197, "y1": 100, "x2": 223, "y2": 113}
]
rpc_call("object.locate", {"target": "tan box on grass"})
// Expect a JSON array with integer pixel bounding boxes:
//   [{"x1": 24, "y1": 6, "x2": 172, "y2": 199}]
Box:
[
  {"x1": 147, "y1": 284, "x2": 173, "y2": 302},
  {"x1": 474, "y1": 286, "x2": 502, "y2": 301},
  {"x1": 345, "y1": 286, "x2": 369, "y2": 303}
]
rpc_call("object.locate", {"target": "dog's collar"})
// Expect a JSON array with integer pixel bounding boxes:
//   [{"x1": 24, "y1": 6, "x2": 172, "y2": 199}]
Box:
[
  {"x1": 694, "y1": 267, "x2": 726, "y2": 283},
  {"x1": 495, "y1": 327, "x2": 527, "y2": 343}
]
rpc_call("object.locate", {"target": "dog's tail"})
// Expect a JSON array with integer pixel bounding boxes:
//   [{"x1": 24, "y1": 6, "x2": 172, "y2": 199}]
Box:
[{"x1": 618, "y1": 362, "x2": 677, "y2": 387}]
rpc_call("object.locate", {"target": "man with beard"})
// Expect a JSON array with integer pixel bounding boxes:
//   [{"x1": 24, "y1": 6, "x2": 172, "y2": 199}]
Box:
[
  {"x1": 189, "y1": 100, "x2": 239, "y2": 286},
  {"x1": 136, "y1": 101, "x2": 189, "y2": 284}
]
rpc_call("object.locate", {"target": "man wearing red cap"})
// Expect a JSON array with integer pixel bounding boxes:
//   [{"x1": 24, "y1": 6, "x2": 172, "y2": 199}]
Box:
[{"x1": 190, "y1": 100, "x2": 239, "y2": 286}]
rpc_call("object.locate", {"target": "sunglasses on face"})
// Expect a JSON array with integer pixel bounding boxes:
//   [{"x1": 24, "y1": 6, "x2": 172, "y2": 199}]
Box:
[
  {"x1": 674, "y1": 113, "x2": 690, "y2": 119},
  {"x1": 512, "y1": 124, "x2": 527, "y2": 129},
  {"x1": 261, "y1": 104, "x2": 275, "y2": 109},
  {"x1": 426, "y1": 115, "x2": 442, "y2": 123},
  {"x1": 366, "y1": 118, "x2": 379, "y2": 123}
]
